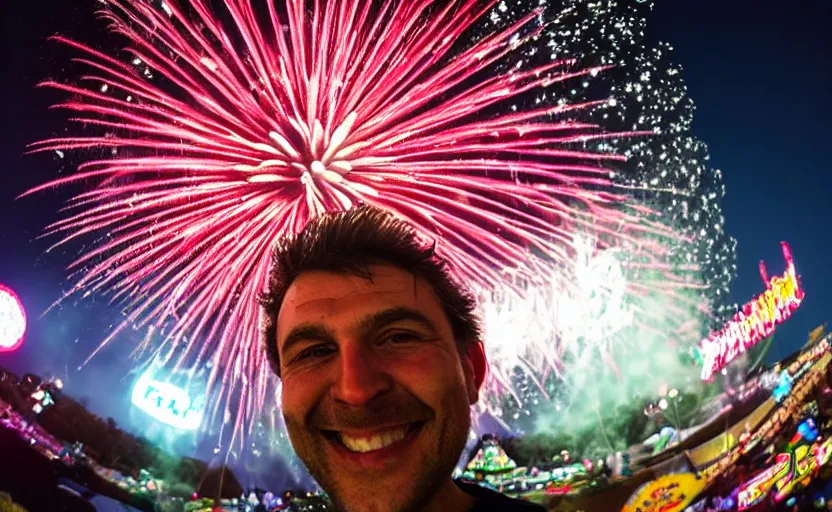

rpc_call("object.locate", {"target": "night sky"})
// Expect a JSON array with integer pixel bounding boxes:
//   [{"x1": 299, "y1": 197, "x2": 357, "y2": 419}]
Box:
[
  {"x1": 1, "y1": 0, "x2": 829, "y2": 437},
  {"x1": 649, "y1": 0, "x2": 831, "y2": 361}
]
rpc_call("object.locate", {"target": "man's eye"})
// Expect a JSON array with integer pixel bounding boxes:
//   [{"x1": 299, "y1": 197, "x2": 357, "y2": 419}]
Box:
[
  {"x1": 295, "y1": 345, "x2": 335, "y2": 362},
  {"x1": 385, "y1": 332, "x2": 420, "y2": 344}
]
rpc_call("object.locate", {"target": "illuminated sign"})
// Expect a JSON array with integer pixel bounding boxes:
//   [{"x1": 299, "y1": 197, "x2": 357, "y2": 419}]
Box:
[
  {"x1": 622, "y1": 473, "x2": 705, "y2": 512},
  {"x1": 738, "y1": 453, "x2": 790, "y2": 510},
  {"x1": 737, "y1": 437, "x2": 832, "y2": 510},
  {"x1": 700, "y1": 243, "x2": 803, "y2": 381},
  {"x1": 131, "y1": 370, "x2": 205, "y2": 430},
  {"x1": 0, "y1": 284, "x2": 26, "y2": 353},
  {"x1": 773, "y1": 444, "x2": 814, "y2": 502},
  {"x1": 813, "y1": 437, "x2": 832, "y2": 467}
]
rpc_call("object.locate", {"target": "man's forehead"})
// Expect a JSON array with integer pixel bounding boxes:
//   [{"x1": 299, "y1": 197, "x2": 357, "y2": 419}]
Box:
[{"x1": 277, "y1": 266, "x2": 437, "y2": 327}]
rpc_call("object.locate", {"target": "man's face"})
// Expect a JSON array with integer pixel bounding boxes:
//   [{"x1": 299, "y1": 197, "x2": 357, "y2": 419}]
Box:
[{"x1": 276, "y1": 264, "x2": 479, "y2": 512}]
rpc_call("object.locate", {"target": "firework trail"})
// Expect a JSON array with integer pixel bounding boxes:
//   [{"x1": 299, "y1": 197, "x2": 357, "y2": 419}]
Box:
[
  {"x1": 27, "y1": 0, "x2": 675, "y2": 447},
  {"x1": 476, "y1": 230, "x2": 709, "y2": 435}
]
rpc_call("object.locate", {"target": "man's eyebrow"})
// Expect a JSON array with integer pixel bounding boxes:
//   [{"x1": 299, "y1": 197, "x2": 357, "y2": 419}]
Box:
[
  {"x1": 280, "y1": 323, "x2": 336, "y2": 359},
  {"x1": 355, "y1": 306, "x2": 439, "y2": 338}
]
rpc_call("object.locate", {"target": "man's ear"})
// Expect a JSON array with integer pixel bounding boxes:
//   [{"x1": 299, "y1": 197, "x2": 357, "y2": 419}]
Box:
[{"x1": 462, "y1": 341, "x2": 487, "y2": 405}]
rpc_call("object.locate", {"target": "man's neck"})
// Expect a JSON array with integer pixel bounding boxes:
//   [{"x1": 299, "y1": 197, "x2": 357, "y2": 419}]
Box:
[{"x1": 421, "y1": 478, "x2": 475, "y2": 512}]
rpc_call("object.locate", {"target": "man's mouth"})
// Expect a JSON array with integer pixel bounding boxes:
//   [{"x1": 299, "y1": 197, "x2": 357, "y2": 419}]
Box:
[{"x1": 323, "y1": 422, "x2": 423, "y2": 454}]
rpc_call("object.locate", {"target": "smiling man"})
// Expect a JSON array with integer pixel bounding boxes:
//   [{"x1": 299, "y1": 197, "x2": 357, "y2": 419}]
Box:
[{"x1": 261, "y1": 205, "x2": 544, "y2": 512}]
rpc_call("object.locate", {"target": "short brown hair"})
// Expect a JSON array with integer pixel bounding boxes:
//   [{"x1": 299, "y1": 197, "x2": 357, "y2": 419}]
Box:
[{"x1": 260, "y1": 204, "x2": 482, "y2": 377}]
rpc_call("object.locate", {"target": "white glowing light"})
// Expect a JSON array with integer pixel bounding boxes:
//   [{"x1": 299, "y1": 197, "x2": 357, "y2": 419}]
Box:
[
  {"x1": 478, "y1": 233, "x2": 646, "y2": 417},
  {"x1": 474, "y1": 215, "x2": 709, "y2": 431},
  {"x1": 480, "y1": 236, "x2": 632, "y2": 389},
  {"x1": 131, "y1": 370, "x2": 205, "y2": 430},
  {"x1": 0, "y1": 284, "x2": 26, "y2": 352}
]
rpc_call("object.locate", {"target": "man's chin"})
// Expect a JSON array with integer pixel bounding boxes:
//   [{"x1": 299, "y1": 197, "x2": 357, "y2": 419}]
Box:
[
  {"x1": 310, "y1": 424, "x2": 437, "y2": 511},
  {"x1": 329, "y1": 482, "x2": 420, "y2": 512}
]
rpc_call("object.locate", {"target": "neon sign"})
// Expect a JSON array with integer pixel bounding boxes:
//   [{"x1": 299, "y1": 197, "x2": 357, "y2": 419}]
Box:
[
  {"x1": 131, "y1": 370, "x2": 205, "y2": 430},
  {"x1": 773, "y1": 443, "x2": 821, "y2": 502},
  {"x1": 737, "y1": 453, "x2": 790, "y2": 510},
  {"x1": 0, "y1": 284, "x2": 26, "y2": 353},
  {"x1": 700, "y1": 242, "x2": 803, "y2": 381},
  {"x1": 736, "y1": 437, "x2": 832, "y2": 510}
]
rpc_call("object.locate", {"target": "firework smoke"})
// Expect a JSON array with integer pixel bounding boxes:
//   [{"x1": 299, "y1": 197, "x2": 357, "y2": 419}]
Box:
[{"x1": 477, "y1": 228, "x2": 708, "y2": 438}]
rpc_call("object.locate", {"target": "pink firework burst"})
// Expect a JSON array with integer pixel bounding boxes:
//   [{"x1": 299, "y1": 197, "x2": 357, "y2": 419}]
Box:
[{"x1": 26, "y1": 0, "x2": 666, "y2": 441}]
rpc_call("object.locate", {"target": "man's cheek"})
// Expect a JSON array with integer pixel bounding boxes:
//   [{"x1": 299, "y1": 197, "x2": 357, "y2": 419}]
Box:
[
  {"x1": 280, "y1": 399, "x2": 304, "y2": 433},
  {"x1": 399, "y1": 361, "x2": 457, "y2": 395}
]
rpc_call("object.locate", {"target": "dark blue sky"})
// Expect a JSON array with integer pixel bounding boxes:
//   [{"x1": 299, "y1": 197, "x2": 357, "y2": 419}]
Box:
[
  {"x1": 650, "y1": 0, "x2": 831, "y2": 361},
  {"x1": 0, "y1": 0, "x2": 829, "y2": 426}
]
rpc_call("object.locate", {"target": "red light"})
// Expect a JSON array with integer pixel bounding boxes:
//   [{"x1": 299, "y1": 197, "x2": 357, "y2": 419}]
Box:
[{"x1": 0, "y1": 284, "x2": 26, "y2": 352}]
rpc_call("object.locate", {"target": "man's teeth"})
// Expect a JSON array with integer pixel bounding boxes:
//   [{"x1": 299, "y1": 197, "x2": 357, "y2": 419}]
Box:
[{"x1": 338, "y1": 426, "x2": 410, "y2": 453}]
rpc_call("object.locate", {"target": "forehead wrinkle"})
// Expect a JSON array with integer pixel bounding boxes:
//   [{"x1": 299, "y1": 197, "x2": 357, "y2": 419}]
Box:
[{"x1": 285, "y1": 272, "x2": 424, "y2": 313}]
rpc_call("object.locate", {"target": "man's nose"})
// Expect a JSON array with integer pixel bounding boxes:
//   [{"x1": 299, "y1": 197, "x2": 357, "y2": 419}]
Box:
[{"x1": 331, "y1": 344, "x2": 393, "y2": 406}]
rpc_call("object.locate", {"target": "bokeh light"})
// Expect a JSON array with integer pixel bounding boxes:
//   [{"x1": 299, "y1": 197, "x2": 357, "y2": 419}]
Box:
[{"x1": 0, "y1": 283, "x2": 26, "y2": 352}]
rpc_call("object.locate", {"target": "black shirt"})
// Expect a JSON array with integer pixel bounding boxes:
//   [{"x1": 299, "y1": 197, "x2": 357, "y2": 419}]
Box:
[{"x1": 456, "y1": 480, "x2": 547, "y2": 511}]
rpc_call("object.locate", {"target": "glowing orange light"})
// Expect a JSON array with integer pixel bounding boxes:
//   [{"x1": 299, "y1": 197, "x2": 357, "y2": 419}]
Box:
[{"x1": 700, "y1": 243, "x2": 803, "y2": 381}]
